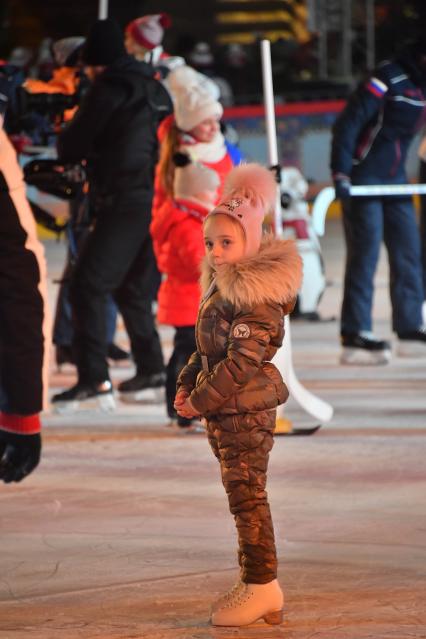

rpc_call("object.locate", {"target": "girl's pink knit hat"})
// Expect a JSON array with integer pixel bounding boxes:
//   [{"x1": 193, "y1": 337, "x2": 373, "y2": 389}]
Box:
[{"x1": 205, "y1": 163, "x2": 277, "y2": 256}]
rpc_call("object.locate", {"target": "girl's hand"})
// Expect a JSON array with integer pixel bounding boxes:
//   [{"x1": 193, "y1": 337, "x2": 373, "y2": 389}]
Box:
[
  {"x1": 176, "y1": 396, "x2": 199, "y2": 419},
  {"x1": 174, "y1": 390, "x2": 189, "y2": 409}
]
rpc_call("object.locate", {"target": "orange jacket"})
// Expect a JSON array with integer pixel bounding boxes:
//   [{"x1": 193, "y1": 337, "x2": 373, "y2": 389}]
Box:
[{"x1": 24, "y1": 68, "x2": 79, "y2": 121}]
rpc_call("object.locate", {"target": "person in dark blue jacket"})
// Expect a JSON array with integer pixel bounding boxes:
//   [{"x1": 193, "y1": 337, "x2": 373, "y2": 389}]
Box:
[{"x1": 331, "y1": 38, "x2": 426, "y2": 364}]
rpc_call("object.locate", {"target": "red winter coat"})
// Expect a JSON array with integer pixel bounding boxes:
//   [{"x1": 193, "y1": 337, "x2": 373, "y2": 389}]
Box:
[{"x1": 150, "y1": 197, "x2": 209, "y2": 326}]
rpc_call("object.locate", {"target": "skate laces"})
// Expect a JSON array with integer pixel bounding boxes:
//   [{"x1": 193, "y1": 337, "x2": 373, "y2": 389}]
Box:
[
  {"x1": 224, "y1": 583, "x2": 253, "y2": 608},
  {"x1": 221, "y1": 581, "x2": 244, "y2": 606}
]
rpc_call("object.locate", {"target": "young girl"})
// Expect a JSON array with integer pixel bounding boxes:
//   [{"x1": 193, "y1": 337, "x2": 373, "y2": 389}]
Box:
[
  {"x1": 174, "y1": 163, "x2": 302, "y2": 626},
  {"x1": 150, "y1": 153, "x2": 220, "y2": 430},
  {"x1": 152, "y1": 73, "x2": 237, "y2": 222}
]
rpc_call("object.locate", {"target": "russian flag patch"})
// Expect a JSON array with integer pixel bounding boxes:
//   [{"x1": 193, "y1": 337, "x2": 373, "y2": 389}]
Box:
[{"x1": 365, "y1": 77, "x2": 388, "y2": 98}]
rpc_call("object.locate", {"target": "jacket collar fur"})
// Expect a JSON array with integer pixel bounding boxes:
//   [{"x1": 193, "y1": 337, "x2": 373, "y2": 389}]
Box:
[{"x1": 200, "y1": 235, "x2": 303, "y2": 309}]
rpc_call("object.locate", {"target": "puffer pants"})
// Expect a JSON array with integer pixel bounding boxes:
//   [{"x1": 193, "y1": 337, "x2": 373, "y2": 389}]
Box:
[{"x1": 206, "y1": 410, "x2": 277, "y2": 584}]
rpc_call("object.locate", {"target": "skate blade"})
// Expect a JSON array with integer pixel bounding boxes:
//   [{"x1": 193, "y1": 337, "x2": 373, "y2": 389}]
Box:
[
  {"x1": 53, "y1": 393, "x2": 116, "y2": 414},
  {"x1": 396, "y1": 340, "x2": 426, "y2": 358},
  {"x1": 340, "y1": 347, "x2": 391, "y2": 365},
  {"x1": 119, "y1": 387, "x2": 164, "y2": 404}
]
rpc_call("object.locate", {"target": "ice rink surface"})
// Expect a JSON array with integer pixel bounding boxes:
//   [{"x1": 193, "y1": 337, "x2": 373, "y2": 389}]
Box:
[{"x1": 1, "y1": 219, "x2": 425, "y2": 638}]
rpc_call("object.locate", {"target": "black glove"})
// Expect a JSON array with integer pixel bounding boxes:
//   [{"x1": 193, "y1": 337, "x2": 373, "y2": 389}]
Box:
[
  {"x1": 0, "y1": 430, "x2": 42, "y2": 483},
  {"x1": 333, "y1": 175, "x2": 352, "y2": 200}
]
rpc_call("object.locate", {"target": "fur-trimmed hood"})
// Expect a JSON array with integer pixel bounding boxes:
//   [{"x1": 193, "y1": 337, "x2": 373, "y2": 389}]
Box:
[{"x1": 200, "y1": 235, "x2": 303, "y2": 308}]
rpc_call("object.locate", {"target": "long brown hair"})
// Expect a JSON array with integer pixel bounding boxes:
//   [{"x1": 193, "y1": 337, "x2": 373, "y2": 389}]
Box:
[{"x1": 158, "y1": 122, "x2": 181, "y2": 197}]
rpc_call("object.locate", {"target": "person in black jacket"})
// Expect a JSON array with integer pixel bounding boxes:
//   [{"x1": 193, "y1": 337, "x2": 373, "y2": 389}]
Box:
[
  {"x1": 51, "y1": 19, "x2": 173, "y2": 411},
  {"x1": 331, "y1": 38, "x2": 426, "y2": 365},
  {"x1": 0, "y1": 86, "x2": 50, "y2": 482}
]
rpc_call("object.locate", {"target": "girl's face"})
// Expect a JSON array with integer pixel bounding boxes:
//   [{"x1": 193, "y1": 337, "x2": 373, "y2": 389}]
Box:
[
  {"x1": 204, "y1": 215, "x2": 245, "y2": 269},
  {"x1": 188, "y1": 116, "x2": 220, "y2": 143}
]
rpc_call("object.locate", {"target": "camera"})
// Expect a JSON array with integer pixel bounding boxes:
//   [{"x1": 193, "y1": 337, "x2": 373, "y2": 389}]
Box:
[{"x1": 16, "y1": 87, "x2": 80, "y2": 120}]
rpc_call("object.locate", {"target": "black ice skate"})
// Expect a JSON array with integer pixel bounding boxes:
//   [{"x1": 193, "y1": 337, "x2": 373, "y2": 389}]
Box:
[
  {"x1": 397, "y1": 326, "x2": 426, "y2": 357},
  {"x1": 340, "y1": 331, "x2": 391, "y2": 365},
  {"x1": 51, "y1": 380, "x2": 115, "y2": 414},
  {"x1": 118, "y1": 372, "x2": 166, "y2": 403}
]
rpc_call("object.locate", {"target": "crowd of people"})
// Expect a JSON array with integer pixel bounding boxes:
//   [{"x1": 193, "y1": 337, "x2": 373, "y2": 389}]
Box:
[{"x1": 1, "y1": 13, "x2": 426, "y2": 629}]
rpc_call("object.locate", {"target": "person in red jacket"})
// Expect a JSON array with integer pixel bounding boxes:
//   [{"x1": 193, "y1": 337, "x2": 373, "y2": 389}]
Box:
[
  {"x1": 153, "y1": 71, "x2": 234, "y2": 225},
  {"x1": 150, "y1": 153, "x2": 220, "y2": 430}
]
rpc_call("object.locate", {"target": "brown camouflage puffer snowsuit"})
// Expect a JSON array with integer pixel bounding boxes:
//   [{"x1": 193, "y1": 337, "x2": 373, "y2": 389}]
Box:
[{"x1": 177, "y1": 237, "x2": 302, "y2": 584}]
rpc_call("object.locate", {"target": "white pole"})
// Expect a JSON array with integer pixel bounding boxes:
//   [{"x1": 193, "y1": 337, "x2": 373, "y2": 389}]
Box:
[
  {"x1": 98, "y1": 0, "x2": 108, "y2": 19},
  {"x1": 260, "y1": 39, "x2": 334, "y2": 426},
  {"x1": 260, "y1": 39, "x2": 283, "y2": 239}
]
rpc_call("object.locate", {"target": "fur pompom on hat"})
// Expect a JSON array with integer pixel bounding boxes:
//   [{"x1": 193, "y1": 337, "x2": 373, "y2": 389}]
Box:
[
  {"x1": 173, "y1": 152, "x2": 220, "y2": 201},
  {"x1": 82, "y1": 19, "x2": 126, "y2": 66},
  {"x1": 52, "y1": 37, "x2": 85, "y2": 67},
  {"x1": 206, "y1": 163, "x2": 277, "y2": 256},
  {"x1": 173, "y1": 83, "x2": 223, "y2": 132},
  {"x1": 125, "y1": 13, "x2": 171, "y2": 50}
]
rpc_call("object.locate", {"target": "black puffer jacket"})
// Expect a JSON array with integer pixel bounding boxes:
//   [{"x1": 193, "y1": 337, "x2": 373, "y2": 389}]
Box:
[{"x1": 57, "y1": 55, "x2": 172, "y2": 199}]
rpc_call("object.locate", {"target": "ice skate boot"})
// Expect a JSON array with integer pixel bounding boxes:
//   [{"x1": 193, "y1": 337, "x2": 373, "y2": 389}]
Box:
[
  {"x1": 396, "y1": 326, "x2": 426, "y2": 357},
  {"x1": 340, "y1": 331, "x2": 391, "y2": 365},
  {"x1": 210, "y1": 579, "x2": 284, "y2": 627},
  {"x1": 118, "y1": 372, "x2": 166, "y2": 403},
  {"x1": 168, "y1": 416, "x2": 205, "y2": 434},
  {"x1": 51, "y1": 380, "x2": 115, "y2": 414}
]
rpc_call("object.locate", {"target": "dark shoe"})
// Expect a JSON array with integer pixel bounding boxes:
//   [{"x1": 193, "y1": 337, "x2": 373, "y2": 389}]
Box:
[
  {"x1": 107, "y1": 343, "x2": 131, "y2": 361},
  {"x1": 177, "y1": 415, "x2": 193, "y2": 427},
  {"x1": 51, "y1": 380, "x2": 115, "y2": 414},
  {"x1": 118, "y1": 372, "x2": 166, "y2": 402},
  {"x1": 168, "y1": 418, "x2": 206, "y2": 435},
  {"x1": 55, "y1": 344, "x2": 75, "y2": 367},
  {"x1": 397, "y1": 326, "x2": 426, "y2": 357},
  {"x1": 397, "y1": 327, "x2": 426, "y2": 341},
  {"x1": 340, "y1": 332, "x2": 391, "y2": 365}
]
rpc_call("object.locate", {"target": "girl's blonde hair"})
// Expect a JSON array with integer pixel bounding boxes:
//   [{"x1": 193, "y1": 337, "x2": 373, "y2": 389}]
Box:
[{"x1": 158, "y1": 122, "x2": 181, "y2": 197}]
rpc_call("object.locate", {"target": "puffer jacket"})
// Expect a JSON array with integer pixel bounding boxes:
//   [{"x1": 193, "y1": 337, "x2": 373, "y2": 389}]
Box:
[
  {"x1": 177, "y1": 237, "x2": 302, "y2": 416},
  {"x1": 150, "y1": 196, "x2": 208, "y2": 326},
  {"x1": 58, "y1": 55, "x2": 172, "y2": 198}
]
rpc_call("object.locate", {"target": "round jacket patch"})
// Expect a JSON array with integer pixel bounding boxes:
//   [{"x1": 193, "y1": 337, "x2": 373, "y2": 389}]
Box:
[{"x1": 233, "y1": 323, "x2": 250, "y2": 338}]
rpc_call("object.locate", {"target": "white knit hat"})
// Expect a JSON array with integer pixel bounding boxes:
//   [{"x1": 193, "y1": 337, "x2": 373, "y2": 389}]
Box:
[
  {"x1": 173, "y1": 154, "x2": 220, "y2": 200},
  {"x1": 166, "y1": 65, "x2": 220, "y2": 101},
  {"x1": 173, "y1": 83, "x2": 223, "y2": 132}
]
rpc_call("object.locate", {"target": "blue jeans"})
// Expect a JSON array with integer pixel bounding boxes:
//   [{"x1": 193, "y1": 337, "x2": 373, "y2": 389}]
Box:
[{"x1": 341, "y1": 196, "x2": 423, "y2": 335}]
